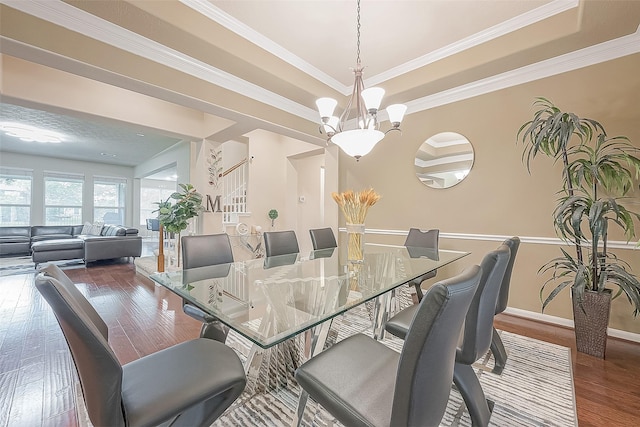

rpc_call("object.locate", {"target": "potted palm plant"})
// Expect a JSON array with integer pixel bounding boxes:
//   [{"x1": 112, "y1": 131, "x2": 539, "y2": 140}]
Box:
[
  {"x1": 155, "y1": 183, "x2": 204, "y2": 269},
  {"x1": 518, "y1": 97, "x2": 640, "y2": 358}
]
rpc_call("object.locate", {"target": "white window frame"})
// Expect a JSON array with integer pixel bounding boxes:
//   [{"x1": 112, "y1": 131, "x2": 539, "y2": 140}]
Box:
[
  {"x1": 93, "y1": 176, "x2": 127, "y2": 225},
  {"x1": 43, "y1": 171, "x2": 84, "y2": 226},
  {"x1": 0, "y1": 168, "x2": 33, "y2": 226}
]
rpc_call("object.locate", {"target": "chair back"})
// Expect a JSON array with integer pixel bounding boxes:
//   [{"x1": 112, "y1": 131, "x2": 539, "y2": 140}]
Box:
[
  {"x1": 39, "y1": 264, "x2": 109, "y2": 339},
  {"x1": 404, "y1": 228, "x2": 439, "y2": 251},
  {"x1": 146, "y1": 218, "x2": 160, "y2": 232},
  {"x1": 404, "y1": 228, "x2": 440, "y2": 299},
  {"x1": 181, "y1": 233, "x2": 234, "y2": 269},
  {"x1": 263, "y1": 253, "x2": 298, "y2": 269},
  {"x1": 263, "y1": 230, "x2": 300, "y2": 257},
  {"x1": 35, "y1": 270, "x2": 125, "y2": 427},
  {"x1": 495, "y1": 236, "x2": 520, "y2": 315},
  {"x1": 457, "y1": 244, "x2": 510, "y2": 365},
  {"x1": 309, "y1": 227, "x2": 337, "y2": 250},
  {"x1": 310, "y1": 248, "x2": 335, "y2": 259},
  {"x1": 391, "y1": 265, "x2": 482, "y2": 426}
]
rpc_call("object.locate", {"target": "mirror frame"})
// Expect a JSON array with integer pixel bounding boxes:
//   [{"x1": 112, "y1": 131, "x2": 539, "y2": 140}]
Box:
[{"x1": 414, "y1": 132, "x2": 474, "y2": 189}]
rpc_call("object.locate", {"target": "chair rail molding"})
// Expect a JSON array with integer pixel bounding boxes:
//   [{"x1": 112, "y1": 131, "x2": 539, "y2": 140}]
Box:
[{"x1": 346, "y1": 228, "x2": 640, "y2": 250}]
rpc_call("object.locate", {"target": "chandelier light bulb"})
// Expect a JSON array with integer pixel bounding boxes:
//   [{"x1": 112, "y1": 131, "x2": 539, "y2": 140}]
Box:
[
  {"x1": 361, "y1": 87, "x2": 385, "y2": 111},
  {"x1": 386, "y1": 104, "x2": 408, "y2": 126},
  {"x1": 316, "y1": 98, "x2": 337, "y2": 119}
]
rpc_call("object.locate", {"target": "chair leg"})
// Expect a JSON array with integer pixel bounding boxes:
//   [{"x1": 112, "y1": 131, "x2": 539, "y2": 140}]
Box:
[
  {"x1": 413, "y1": 281, "x2": 424, "y2": 302},
  {"x1": 453, "y1": 363, "x2": 492, "y2": 427},
  {"x1": 490, "y1": 327, "x2": 507, "y2": 375},
  {"x1": 200, "y1": 320, "x2": 230, "y2": 343},
  {"x1": 293, "y1": 389, "x2": 309, "y2": 427}
]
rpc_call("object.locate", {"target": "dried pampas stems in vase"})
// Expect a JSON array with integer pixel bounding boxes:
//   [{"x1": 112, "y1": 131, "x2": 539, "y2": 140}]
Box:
[{"x1": 332, "y1": 188, "x2": 381, "y2": 263}]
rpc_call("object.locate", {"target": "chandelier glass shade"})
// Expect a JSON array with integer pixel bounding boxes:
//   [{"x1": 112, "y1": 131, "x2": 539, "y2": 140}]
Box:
[{"x1": 316, "y1": 0, "x2": 407, "y2": 160}]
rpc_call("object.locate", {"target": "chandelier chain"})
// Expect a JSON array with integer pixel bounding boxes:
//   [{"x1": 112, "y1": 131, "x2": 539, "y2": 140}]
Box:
[{"x1": 356, "y1": 0, "x2": 361, "y2": 66}]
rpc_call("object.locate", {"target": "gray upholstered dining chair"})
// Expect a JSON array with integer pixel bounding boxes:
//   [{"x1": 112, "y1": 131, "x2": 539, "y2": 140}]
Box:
[
  {"x1": 263, "y1": 230, "x2": 300, "y2": 257},
  {"x1": 385, "y1": 244, "x2": 510, "y2": 427},
  {"x1": 263, "y1": 252, "x2": 298, "y2": 269},
  {"x1": 309, "y1": 227, "x2": 337, "y2": 250},
  {"x1": 404, "y1": 228, "x2": 439, "y2": 301},
  {"x1": 35, "y1": 264, "x2": 246, "y2": 427},
  {"x1": 294, "y1": 265, "x2": 482, "y2": 427},
  {"x1": 181, "y1": 233, "x2": 234, "y2": 342},
  {"x1": 490, "y1": 236, "x2": 521, "y2": 374}
]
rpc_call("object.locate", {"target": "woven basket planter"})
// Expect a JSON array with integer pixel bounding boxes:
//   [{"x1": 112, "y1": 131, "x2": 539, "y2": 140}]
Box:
[{"x1": 572, "y1": 289, "x2": 612, "y2": 359}]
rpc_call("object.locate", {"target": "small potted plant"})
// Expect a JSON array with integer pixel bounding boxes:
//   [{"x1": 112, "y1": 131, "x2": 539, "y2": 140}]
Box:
[
  {"x1": 268, "y1": 209, "x2": 279, "y2": 229},
  {"x1": 155, "y1": 183, "x2": 204, "y2": 269},
  {"x1": 517, "y1": 97, "x2": 640, "y2": 358}
]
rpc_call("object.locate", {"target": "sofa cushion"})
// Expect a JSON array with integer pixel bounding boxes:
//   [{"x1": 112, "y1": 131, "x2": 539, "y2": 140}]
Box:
[
  {"x1": 101, "y1": 225, "x2": 126, "y2": 237},
  {"x1": 0, "y1": 226, "x2": 31, "y2": 238},
  {"x1": 31, "y1": 234, "x2": 76, "y2": 243},
  {"x1": 0, "y1": 235, "x2": 31, "y2": 244},
  {"x1": 31, "y1": 238, "x2": 84, "y2": 252},
  {"x1": 31, "y1": 225, "x2": 74, "y2": 237}
]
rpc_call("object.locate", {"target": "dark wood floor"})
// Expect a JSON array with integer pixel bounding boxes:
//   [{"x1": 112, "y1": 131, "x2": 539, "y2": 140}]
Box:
[{"x1": 1, "y1": 262, "x2": 639, "y2": 426}]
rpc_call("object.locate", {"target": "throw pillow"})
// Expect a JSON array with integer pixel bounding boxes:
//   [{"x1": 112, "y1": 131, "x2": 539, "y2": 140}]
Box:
[
  {"x1": 81, "y1": 222, "x2": 92, "y2": 235},
  {"x1": 89, "y1": 222, "x2": 104, "y2": 236}
]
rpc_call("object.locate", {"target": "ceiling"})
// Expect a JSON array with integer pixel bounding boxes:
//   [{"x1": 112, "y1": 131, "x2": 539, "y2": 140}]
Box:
[
  {"x1": 0, "y1": 103, "x2": 182, "y2": 167},
  {"x1": 1, "y1": 0, "x2": 639, "y2": 167}
]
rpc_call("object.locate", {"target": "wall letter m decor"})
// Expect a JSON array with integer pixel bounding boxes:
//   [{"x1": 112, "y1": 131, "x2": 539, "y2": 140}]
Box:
[{"x1": 206, "y1": 194, "x2": 223, "y2": 213}]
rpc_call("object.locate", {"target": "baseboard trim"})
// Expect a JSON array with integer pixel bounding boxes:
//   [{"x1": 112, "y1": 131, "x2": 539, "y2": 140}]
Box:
[{"x1": 503, "y1": 307, "x2": 640, "y2": 344}]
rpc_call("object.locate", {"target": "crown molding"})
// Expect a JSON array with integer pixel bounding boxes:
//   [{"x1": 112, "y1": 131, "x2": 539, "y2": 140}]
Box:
[
  {"x1": 179, "y1": 0, "x2": 349, "y2": 95},
  {"x1": 3, "y1": 0, "x2": 639, "y2": 124},
  {"x1": 367, "y1": 0, "x2": 579, "y2": 87},
  {"x1": 180, "y1": 0, "x2": 579, "y2": 94},
  {"x1": 406, "y1": 26, "x2": 640, "y2": 114},
  {"x1": 1, "y1": 0, "x2": 319, "y2": 123}
]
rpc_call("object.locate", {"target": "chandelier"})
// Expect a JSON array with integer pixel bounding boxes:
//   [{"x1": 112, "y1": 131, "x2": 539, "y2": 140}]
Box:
[{"x1": 316, "y1": 0, "x2": 407, "y2": 161}]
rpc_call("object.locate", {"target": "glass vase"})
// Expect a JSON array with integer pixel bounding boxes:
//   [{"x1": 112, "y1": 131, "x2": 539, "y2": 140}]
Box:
[{"x1": 346, "y1": 223, "x2": 365, "y2": 263}]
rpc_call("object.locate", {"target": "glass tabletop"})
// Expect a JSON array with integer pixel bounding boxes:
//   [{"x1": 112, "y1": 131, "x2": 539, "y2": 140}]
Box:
[{"x1": 150, "y1": 243, "x2": 469, "y2": 349}]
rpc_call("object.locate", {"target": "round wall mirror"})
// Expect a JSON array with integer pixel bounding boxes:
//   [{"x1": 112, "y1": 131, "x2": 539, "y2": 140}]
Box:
[{"x1": 414, "y1": 132, "x2": 474, "y2": 189}]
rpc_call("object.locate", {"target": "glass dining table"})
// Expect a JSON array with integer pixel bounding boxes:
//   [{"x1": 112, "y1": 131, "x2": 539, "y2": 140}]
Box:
[{"x1": 150, "y1": 243, "x2": 469, "y2": 394}]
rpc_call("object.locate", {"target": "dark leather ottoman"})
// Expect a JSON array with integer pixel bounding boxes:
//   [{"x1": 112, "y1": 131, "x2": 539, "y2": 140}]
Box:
[{"x1": 31, "y1": 238, "x2": 84, "y2": 266}]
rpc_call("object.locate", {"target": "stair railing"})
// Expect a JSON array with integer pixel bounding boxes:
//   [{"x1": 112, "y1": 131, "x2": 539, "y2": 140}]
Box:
[{"x1": 222, "y1": 158, "x2": 248, "y2": 224}]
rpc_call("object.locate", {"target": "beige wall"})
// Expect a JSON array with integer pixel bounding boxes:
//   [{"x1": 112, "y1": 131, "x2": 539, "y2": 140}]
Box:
[
  {"x1": 2, "y1": 31, "x2": 639, "y2": 335},
  {"x1": 341, "y1": 53, "x2": 640, "y2": 334},
  {"x1": 234, "y1": 130, "x2": 326, "y2": 239}
]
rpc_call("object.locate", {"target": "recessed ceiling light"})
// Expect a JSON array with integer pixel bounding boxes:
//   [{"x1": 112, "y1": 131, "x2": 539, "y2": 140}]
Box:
[
  {"x1": 100, "y1": 152, "x2": 117, "y2": 157},
  {"x1": 0, "y1": 122, "x2": 65, "y2": 143}
]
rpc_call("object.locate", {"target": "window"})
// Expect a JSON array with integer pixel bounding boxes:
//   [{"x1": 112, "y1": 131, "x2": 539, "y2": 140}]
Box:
[
  {"x1": 94, "y1": 176, "x2": 126, "y2": 225},
  {"x1": 139, "y1": 179, "x2": 176, "y2": 227},
  {"x1": 44, "y1": 172, "x2": 83, "y2": 225},
  {"x1": 0, "y1": 168, "x2": 32, "y2": 226}
]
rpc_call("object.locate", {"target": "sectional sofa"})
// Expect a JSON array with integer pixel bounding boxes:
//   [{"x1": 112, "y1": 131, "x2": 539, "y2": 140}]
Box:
[{"x1": 0, "y1": 224, "x2": 142, "y2": 266}]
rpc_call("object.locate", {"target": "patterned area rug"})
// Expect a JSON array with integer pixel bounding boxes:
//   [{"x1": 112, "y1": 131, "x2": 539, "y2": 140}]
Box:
[
  {"x1": 0, "y1": 256, "x2": 85, "y2": 276},
  {"x1": 76, "y1": 303, "x2": 577, "y2": 426}
]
